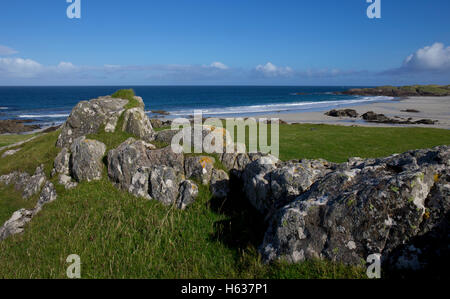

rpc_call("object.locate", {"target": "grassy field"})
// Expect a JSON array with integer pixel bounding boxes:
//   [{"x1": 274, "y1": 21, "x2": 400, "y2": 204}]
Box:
[
  {"x1": 0, "y1": 133, "x2": 37, "y2": 148},
  {"x1": 0, "y1": 124, "x2": 449, "y2": 278}
]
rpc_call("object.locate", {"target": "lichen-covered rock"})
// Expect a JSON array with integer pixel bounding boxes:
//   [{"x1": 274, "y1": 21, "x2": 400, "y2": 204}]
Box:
[
  {"x1": 219, "y1": 143, "x2": 249, "y2": 171},
  {"x1": 210, "y1": 169, "x2": 230, "y2": 199},
  {"x1": 34, "y1": 181, "x2": 57, "y2": 214},
  {"x1": 57, "y1": 96, "x2": 128, "y2": 148},
  {"x1": 53, "y1": 147, "x2": 71, "y2": 175},
  {"x1": 154, "y1": 129, "x2": 180, "y2": 144},
  {"x1": 0, "y1": 165, "x2": 46, "y2": 199},
  {"x1": 0, "y1": 171, "x2": 19, "y2": 185},
  {"x1": 184, "y1": 156, "x2": 215, "y2": 185},
  {"x1": 122, "y1": 107, "x2": 154, "y2": 142},
  {"x1": 149, "y1": 166, "x2": 182, "y2": 205},
  {"x1": 260, "y1": 146, "x2": 450, "y2": 272},
  {"x1": 176, "y1": 180, "x2": 199, "y2": 210},
  {"x1": 269, "y1": 159, "x2": 333, "y2": 210},
  {"x1": 107, "y1": 139, "x2": 182, "y2": 199},
  {"x1": 147, "y1": 146, "x2": 184, "y2": 172},
  {"x1": 128, "y1": 167, "x2": 151, "y2": 199},
  {"x1": 70, "y1": 137, "x2": 106, "y2": 182},
  {"x1": 385, "y1": 169, "x2": 450, "y2": 274},
  {"x1": 241, "y1": 155, "x2": 279, "y2": 215},
  {"x1": 107, "y1": 138, "x2": 152, "y2": 194},
  {"x1": 0, "y1": 180, "x2": 57, "y2": 242},
  {"x1": 0, "y1": 209, "x2": 33, "y2": 241},
  {"x1": 22, "y1": 164, "x2": 46, "y2": 199}
]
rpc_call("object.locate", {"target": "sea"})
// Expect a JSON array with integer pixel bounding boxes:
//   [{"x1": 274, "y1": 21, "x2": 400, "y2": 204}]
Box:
[{"x1": 0, "y1": 86, "x2": 394, "y2": 127}]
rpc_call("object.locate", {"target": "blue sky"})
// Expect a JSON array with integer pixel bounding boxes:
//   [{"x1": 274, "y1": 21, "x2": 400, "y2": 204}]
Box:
[{"x1": 0, "y1": 0, "x2": 449, "y2": 85}]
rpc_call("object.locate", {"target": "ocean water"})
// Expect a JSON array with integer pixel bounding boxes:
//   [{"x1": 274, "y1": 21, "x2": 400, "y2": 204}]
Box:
[{"x1": 0, "y1": 86, "x2": 393, "y2": 126}]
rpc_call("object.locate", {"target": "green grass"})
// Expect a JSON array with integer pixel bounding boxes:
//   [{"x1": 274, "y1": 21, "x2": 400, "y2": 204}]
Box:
[
  {"x1": 0, "y1": 130, "x2": 60, "y2": 177},
  {"x1": 154, "y1": 126, "x2": 172, "y2": 132},
  {"x1": 111, "y1": 89, "x2": 141, "y2": 109},
  {"x1": 86, "y1": 126, "x2": 135, "y2": 153},
  {"x1": 0, "y1": 124, "x2": 449, "y2": 278},
  {"x1": 0, "y1": 184, "x2": 39, "y2": 225},
  {"x1": 414, "y1": 84, "x2": 449, "y2": 96},
  {"x1": 277, "y1": 124, "x2": 450, "y2": 162},
  {"x1": 0, "y1": 133, "x2": 37, "y2": 148}
]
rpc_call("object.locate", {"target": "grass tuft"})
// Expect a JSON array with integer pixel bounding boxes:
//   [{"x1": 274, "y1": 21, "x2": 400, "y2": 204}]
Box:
[{"x1": 111, "y1": 89, "x2": 142, "y2": 109}]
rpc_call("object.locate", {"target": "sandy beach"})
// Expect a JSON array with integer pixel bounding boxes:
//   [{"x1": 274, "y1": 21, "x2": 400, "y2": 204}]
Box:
[{"x1": 262, "y1": 96, "x2": 450, "y2": 130}]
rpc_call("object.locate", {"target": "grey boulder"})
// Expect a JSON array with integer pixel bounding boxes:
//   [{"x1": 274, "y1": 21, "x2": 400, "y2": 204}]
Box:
[
  {"x1": 70, "y1": 137, "x2": 106, "y2": 182},
  {"x1": 121, "y1": 107, "x2": 155, "y2": 142}
]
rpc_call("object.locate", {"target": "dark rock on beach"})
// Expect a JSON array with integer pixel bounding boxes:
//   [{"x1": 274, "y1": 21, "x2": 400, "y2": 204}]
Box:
[
  {"x1": 325, "y1": 109, "x2": 359, "y2": 118},
  {"x1": 0, "y1": 119, "x2": 41, "y2": 134},
  {"x1": 362, "y1": 111, "x2": 438, "y2": 125}
]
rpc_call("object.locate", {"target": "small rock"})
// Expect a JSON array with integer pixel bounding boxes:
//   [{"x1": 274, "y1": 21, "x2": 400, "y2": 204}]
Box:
[
  {"x1": 176, "y1": 180, "x2": 199, "y2": 210},
  {"x1": 58, "y1": 174, "x2": 78, "y2": 190},
  {"x1": 1, "y1": 148, "x2": 21, "y2": 158}
]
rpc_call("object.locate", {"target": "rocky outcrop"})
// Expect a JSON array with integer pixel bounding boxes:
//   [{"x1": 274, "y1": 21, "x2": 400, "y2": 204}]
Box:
[
  {"x1": 70, "y1": 137, "x2": 106, "y2": 182},
  {"x1": 339, "y1": 85, "x2": 450, "y2": 97},
  {"x1": 0, "y1": 165, "x2": 46, "y2": 199},
  {"x1": 0, "y1": 180, "x2": 57, "y2": 242},
  {"x1": 122, "y1": 107, "x2": 154, "y2": 142},
  {"x1": 258, "y1": 145, "x2": 449, "y2": 272},
  {"x1": 107, "y1": 138, "x2": 194, "y2": 207},
  {"x1": 57, "y1": 96, "x2": 128, "y2": 148}
]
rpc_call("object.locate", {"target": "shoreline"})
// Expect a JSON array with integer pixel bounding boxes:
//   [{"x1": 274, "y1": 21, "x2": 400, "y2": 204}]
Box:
[
  {"x1": 258, "y1": 96, "x2": 450, "y2": 130},
  {"x1": 2, "y1": 96, "x2": 450, "y2": 135}
]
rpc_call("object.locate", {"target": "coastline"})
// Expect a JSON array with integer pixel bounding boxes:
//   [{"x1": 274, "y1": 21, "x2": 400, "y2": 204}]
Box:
[{"x1": 259, "y1": 96, "x2": 450, "y2": 130}]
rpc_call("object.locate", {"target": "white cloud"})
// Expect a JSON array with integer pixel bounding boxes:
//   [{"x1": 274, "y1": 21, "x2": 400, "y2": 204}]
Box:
[
  {"x1": 56, "y1": 61, "x2": 77, "y2": 71},
  {"x1": 0, "y1": 45, "x2": 18, "y2": 56},
  {"x1": 210, "y1": 62, "x2": 229, "y2": 70},
  {"x1": 0, "y1": 57, "x2": 42, "y2": 77},
  {"x1": 402, "y1": 42, "x2": 450, "y2": 71},
  {"x1": 255, "y1": 62, "x2": 293, "y2": 77}
]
